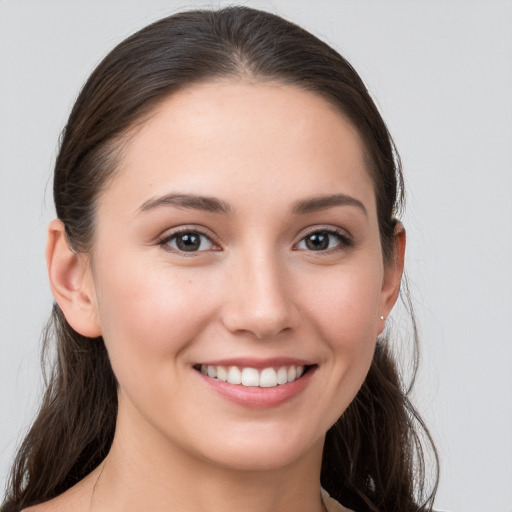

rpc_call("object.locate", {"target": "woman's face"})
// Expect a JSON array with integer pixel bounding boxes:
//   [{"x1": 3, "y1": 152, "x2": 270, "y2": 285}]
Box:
[{"x1": 84, "y1": 81, "x2": 400, "y2": 471}]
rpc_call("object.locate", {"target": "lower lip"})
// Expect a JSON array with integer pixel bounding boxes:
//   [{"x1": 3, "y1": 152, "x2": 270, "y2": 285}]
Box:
[{"x1": 196, "y1": 367, "x2": 316, "y2": 408}]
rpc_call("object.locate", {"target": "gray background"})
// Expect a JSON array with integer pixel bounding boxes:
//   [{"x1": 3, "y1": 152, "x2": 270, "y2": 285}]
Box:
[{"x1": 1, "y1": 1, "x2": 511, "y2": 511}]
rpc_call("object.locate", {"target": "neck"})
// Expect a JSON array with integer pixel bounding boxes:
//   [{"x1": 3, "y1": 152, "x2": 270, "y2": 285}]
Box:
[{"x1": 89, "y1": 402, "x2": 326, "y2": 512}]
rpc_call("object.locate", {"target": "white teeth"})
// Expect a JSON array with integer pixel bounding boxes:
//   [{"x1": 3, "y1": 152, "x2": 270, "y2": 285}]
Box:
[
  {"x1": 276, "y1": 367, "x2": 288, "y2": 385},
  {"x1": 199, "y1": 364, "x2": 307, "y2": 388},
  {"x1": 259, "y1": 368, "x2": 277, "y2": 387},
  {"x1": 227, "y1": 366, "x2": 242, "y2": 385},
  {"x1": 241, "y1": 368, "x2": 259, "y2": 387},
  {"x1": 216, "y1": 366, "x2": 227, "y2": 382}
]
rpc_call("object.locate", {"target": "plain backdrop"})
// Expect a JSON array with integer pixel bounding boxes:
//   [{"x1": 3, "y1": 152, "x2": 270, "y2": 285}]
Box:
[{"x1": 1, "y1": 1, "x2": 511, "y2": 511}]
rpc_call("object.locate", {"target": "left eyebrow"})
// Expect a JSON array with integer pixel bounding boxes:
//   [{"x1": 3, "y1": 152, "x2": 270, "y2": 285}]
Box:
[
  {"x1": 137, "y1": 193, "x2": 234, "y2": 215},
  {"x1": 292, "y1": 193, "x2": 368, "y2": 216}
]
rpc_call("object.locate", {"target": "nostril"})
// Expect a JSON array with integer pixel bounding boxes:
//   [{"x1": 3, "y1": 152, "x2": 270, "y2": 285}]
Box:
[{"x1": 251, "y1": 323, "x2": 292, "y2": 341}]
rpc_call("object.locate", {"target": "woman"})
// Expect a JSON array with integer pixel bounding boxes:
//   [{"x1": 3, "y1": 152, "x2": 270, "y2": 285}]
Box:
[{"x1": 2, "y1": 6, "x2": 438, "y2": 512}]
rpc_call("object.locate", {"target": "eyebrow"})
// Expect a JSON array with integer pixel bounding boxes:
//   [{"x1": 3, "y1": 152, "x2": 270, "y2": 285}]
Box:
[
  {"x1": 292, "y1": 193, "x2": 367, "y2": 216},
  {"x1": 137, "y1": 192, "x2": 367, "y2": 217},
  {"x1": 138, "y1": 193, "x2": 233, "y2": 215}
]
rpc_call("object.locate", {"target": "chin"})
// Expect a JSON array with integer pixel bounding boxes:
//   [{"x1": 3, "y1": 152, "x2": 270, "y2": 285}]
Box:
[{"x1": 191, "y1": 429, "x2": 324, "y2": 472}]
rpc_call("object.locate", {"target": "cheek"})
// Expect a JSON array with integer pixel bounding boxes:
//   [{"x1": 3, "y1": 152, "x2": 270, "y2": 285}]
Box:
[
  {"x1": 93, "y1": 255, "x2": 216, "y2": 381},
  {"x1": 302, "y1": 257, "x2": 383, "y2": 345},
  {"x1": 296, "y1": 256, "x2": 383, "y2": 410}
]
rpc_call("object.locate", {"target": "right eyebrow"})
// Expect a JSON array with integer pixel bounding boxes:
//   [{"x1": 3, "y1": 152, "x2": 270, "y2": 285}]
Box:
[
  {"x1": 137, "y1": 193, "x2": 234, "y2": 215},
  {"x1": 292, "y1": 193, "x2": 368, "y2": 217}
]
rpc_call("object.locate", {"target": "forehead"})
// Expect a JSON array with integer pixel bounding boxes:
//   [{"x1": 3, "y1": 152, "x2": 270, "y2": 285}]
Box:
[{"x1": 100, "y1": 80, "x2": 376, "y2": 216}]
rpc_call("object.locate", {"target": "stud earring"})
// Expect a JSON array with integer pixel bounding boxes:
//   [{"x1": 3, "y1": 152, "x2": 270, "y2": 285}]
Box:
[{"x1": 379, "y1": 315, "x2": 385, "y2": 320}]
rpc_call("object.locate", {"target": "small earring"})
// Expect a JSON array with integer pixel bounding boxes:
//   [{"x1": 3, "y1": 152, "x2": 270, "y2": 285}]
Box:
[{"x1": 380, "y1": 315, "x2": 385, "y2": 320}]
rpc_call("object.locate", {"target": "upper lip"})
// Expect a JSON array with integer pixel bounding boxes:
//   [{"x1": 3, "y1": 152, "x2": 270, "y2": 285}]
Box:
[{"x1": 193, "y1": 357, "x2": 315, "y2": 369}]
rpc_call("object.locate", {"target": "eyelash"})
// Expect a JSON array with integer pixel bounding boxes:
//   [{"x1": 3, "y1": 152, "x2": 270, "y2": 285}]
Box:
[
  {"x1": 158, "y1": 228, "x2": 219, "y2": 255},
  {"x1": 158, "y1": 227, "x2": 353, "y2": 255},
  {"x1": 294, "y1": 227, "x2": 353, "y2": 253}
]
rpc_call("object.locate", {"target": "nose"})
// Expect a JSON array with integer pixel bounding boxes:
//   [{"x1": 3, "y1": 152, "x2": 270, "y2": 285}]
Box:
[{"x1": 221, "y1": 249, "x2": 298, "y2": 340}]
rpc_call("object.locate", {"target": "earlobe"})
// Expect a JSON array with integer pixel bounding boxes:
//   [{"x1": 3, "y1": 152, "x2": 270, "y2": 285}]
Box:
[
  {"x1": 379, "y1": 221, "x2": 406, "y2": 318},
  {"x1": 46, "y1": 219, "x2": 102, "y2": 338}
]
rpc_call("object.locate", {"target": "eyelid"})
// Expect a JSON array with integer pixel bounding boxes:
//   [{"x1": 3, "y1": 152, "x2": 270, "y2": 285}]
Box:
[
  {"x1": 157, "y1": 225, "x2": 221, "y2": 254},
  {"x1": 155, "y1": 224, "x2": 353, "y2": 254},
  {"x1": 294, "y1": 226, "x2": 354, "y2": 251}
]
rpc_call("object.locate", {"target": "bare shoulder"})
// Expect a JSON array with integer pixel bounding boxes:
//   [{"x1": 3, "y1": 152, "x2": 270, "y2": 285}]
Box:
[
  {"x1": 20, "y1": 474, "x2": 96, "y2": 512},
  {"x1": 21, "y1": 500, "x2": 62, "y2": 512},
  {"x1": 21, "y1": 502, "x2": 56, "y2": 512},
  {"x1": 21, "y1": 492, "x2": 84, "y2": 512}
]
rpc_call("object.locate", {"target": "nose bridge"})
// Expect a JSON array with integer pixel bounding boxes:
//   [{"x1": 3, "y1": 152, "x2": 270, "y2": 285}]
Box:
[{"x1": 222, "y1": 241, "x2": 294, "y2": 339}]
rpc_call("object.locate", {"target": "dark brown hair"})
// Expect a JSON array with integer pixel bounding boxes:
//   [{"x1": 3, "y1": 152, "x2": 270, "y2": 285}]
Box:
[{"x1": 2, "y1": 7, "x2": 438, "y2": 512}]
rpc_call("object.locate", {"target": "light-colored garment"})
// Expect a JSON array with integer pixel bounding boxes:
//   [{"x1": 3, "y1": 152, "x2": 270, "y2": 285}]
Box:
[{"x1": 321, "y1": 488, "x2": 354, "y2": 512}]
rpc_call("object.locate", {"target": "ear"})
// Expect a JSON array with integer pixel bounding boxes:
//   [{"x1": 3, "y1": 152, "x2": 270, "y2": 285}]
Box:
[
  {"x1": 378, "y1": 221, "x2": 406, "y2": 321},
  {"x1": 46, "y1": 219, "x2": 102, "y2": 338}
]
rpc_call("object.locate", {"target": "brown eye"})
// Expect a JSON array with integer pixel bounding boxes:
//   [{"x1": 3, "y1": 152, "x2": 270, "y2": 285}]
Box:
[
  {"x1": 304, "y1": 232, "x2": 330, "y2": 250},
  {"x1": 297, "y1": 230, "x2": 350, "y2": 252},
  {"x1": 165, "y1": 231, "x2": 214, "y2": 252}
]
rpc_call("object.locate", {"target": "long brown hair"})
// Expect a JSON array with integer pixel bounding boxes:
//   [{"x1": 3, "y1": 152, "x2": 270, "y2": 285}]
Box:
[{"x1": 2, "y1": 7, "x2": 438, "y2": 512}]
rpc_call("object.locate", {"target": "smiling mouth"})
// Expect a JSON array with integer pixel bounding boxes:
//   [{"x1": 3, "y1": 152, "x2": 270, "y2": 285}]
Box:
[{"x1": 193, "y1": 364, "x2": 314, "y2": 388}]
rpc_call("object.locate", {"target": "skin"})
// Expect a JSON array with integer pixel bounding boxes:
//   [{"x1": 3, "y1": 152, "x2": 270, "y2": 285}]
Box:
[{"x1": 34, "y1": 80, "x2": 405, "y2": 512}]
